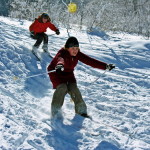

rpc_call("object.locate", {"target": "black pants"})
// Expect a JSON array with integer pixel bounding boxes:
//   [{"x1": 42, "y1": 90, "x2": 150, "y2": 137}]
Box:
[{"x1": 31, "y1": 32, "x2": 48, "y2": 47}]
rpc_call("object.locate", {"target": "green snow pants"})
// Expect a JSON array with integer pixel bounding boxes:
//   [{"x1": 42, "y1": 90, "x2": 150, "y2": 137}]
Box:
[{"x1": 51, "y1": 83, "x2": 87, "y2": 117}]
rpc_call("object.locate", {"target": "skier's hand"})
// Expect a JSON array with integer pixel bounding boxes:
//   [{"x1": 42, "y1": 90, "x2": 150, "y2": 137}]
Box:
[
  {"x1": 55, "y1": 64, "x2": 64, "y2": 73},
  {"x1": 55, "y1": 29, "x2": 60, "y2": 35},
  {"x1": 106, "y1": 64, "x2": 115, "y2": 71}
]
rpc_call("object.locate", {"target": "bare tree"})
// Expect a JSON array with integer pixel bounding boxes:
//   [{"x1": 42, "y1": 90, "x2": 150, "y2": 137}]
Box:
[{"x1": 9, "y1": 0, "x2": 150, "y2": 37}]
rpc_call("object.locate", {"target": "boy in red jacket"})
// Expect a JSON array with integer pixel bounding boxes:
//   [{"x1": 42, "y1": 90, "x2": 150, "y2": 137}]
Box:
[
  {"x1": 29, "y1": 13, "x2": 60, "y2": 55},
  {"x1": 47, "y1": 37, "x2": 115, "y2": 118}
]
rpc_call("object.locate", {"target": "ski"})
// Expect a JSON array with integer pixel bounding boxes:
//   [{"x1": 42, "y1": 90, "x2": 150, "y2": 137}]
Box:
[
  {"x1": 44, "y1": 50, "x2": 53, "y2": 58},
  {"x1": 32, "y1": 51, "x2": 42, "y2": 69},
  {"x1": 48, "y1": 53, "x2": 53, "y2": 58},
  {"x1": 32, "y1": 50, "x2": 41, "y2": 61}
]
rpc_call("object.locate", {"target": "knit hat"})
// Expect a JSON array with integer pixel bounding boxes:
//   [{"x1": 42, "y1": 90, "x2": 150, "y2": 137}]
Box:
[
  {"x1": 41, "y1": 13, "x2": 49, "y2": 19},
  {"x1": 65, "y1": 37, "x2": 79, "y2": 48}
]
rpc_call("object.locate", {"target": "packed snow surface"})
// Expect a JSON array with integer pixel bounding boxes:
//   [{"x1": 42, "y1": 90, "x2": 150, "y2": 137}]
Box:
[{"x1": 0, "y1": 16, "x2": 150, "y2": 150}]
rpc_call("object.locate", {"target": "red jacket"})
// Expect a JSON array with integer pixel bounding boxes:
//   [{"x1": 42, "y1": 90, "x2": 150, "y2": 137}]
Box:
[
  {"x1": 29, "y1": 19, "x2": 57, "y2": 34},
  {"x1": 47, "y1": 48, "x2": 107, "y2": 89}
]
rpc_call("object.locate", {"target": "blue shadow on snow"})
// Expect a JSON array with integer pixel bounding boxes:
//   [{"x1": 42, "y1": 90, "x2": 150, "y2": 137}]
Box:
[
  {"x1": 22, "y1": 47, "x2": 52, "y2": 98},
  {"x1": 44, "y1": 115, "x2": 84, "y2": 150},
  {"x1": 94, "y1": 141, "x2": 122, "y2": 150},
  {"x1": 87, "y1": 28, "x2": 110, "y2": 40}
]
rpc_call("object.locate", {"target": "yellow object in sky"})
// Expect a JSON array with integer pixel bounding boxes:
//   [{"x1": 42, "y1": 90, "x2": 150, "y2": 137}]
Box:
[{"x1": 68, "y1": 2, "x2": 77, "y2": 13}]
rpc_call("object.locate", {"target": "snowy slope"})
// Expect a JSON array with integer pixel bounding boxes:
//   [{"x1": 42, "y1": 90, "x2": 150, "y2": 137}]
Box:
[{"x1": 0, "y1": 16, "x2": 150, "y2": 150}]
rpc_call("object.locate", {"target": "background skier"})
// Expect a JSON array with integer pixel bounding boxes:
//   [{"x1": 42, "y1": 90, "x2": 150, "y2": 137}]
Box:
[
  {"x1": 29, "y1": 13, "x2": 60, "y2": 55},
  {"x1": 47, "y1": 37, "x2": 115, "y2": 118}
]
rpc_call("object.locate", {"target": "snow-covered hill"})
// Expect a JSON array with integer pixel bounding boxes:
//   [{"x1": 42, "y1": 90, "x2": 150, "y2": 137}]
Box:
[{"x1": 0, "y1": 16, "x2": 150, "y2": 150}]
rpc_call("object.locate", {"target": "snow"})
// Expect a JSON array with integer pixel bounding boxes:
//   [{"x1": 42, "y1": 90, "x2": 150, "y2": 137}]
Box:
[{"x1": 0, "y1": 16, "x2": 150, "y2": 150}]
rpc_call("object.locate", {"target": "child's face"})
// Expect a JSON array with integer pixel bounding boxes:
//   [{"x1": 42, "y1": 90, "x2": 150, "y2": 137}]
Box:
[
  {"x1": 68, "y1": 47, "x2": 79, "y2": 56},
  {"x1": 42, "y1": 18, "x2": 48, "y2": 23}
]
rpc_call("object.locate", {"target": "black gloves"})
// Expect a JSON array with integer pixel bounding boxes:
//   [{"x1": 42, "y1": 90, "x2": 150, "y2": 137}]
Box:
[
  {"x1": 106, "y1": 64, "x2": 115, "y2": 71},
  {"x1": 55, "y1": 29, "x2": 60, "y2": 35},
  {"x1": 55, "y1": 64, "x2": 64, "y2": 73}
]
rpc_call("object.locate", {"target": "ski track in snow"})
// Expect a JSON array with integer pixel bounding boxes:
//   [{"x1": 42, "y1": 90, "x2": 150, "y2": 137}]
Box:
[{"x1": 0, "y1": 16, "x2": 150, "y2": 150}]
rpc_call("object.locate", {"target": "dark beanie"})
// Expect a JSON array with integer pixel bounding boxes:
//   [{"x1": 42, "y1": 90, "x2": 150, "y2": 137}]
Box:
[
  {"x1": 41, "y1": 13, "x2": 49, "y2": 19},
  {"x1": 65, "y1": 37, "x2": 79, "y2": 48}
]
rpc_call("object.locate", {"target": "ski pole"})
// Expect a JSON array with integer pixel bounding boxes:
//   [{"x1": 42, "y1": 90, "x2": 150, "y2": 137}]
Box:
[
  {"x1": 13, "y1": 69, "x2": 56, "y2": 81},
  {"x1": 89, "y1": 69, "x2": 108, "y2": 85}
]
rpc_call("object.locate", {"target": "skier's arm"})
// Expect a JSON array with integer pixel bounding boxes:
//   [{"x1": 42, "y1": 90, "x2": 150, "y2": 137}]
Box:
[
  {"x1": 48, "y1": 22, "x2": 59, "y2": 32},
  {"x1": 54, "y1": 51, "x2": 65, "y2": 73},
  {"x1": 47, "y1": 49, "x2": 64, "y2": 72},
  {"x1": 29, "y1": 20, "x2": 36, "y2": 32},
  {"x1": 78, "y1": 51, "x2": 107, "y2": 70},
  {"x1": 56, "y1": 56, "x2": 64, "y2": 66}
]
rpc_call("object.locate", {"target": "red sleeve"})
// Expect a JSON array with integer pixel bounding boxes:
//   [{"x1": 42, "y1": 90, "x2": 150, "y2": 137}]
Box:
[
  {"x1": 47, "y1": 49, "x2": 65, "y2": 71},
  {"x1": 29, "y1": 20, "x2": 37, "y2": 32},
  {"x1": 78, "y1": 51, "x2": 107, "y2": 70},
  {"x1": 57, "y1": 57, "x2": 64, "y2": 65},
  {"x1": 48, "y1": 22, "x2": 58, "y2": 31}
]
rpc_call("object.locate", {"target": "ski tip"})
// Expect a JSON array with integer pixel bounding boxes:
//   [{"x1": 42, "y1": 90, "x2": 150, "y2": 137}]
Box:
[{"x1": 32, "y1": 51, "x2": 41, "y2": 61}]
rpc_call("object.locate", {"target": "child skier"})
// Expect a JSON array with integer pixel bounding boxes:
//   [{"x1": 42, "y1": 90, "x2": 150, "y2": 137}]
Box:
[
  {"x1": 47, "y1": 37, "x2": 115, "y2": 118},
  {"x1": 29, "y1": 13, "x2": 60, "y2": 55}
]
